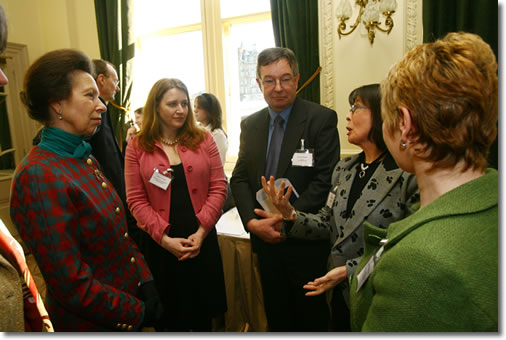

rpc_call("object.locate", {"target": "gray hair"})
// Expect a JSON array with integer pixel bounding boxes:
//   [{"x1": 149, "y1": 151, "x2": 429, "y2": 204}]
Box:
[{"x1": 256, "y1": 47, "x2": 299, "y2": 80}]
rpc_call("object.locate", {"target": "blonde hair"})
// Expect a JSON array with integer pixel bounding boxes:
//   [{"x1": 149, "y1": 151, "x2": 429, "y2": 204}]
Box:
[
  {"x1": 381, "y1": 32, "x2": 497, "y2": 171},
  {"x1": 136, "y1": 78, "x2": 206, "y2": 153}
]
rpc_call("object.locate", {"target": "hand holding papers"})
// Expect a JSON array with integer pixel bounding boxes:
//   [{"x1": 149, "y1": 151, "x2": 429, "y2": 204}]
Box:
[
  {"x1": 216, "y1": 207, "x2": 249, "y2": 238},
  {"x1": 257, "y1": 177, "x2": 299, "y2": 216}
]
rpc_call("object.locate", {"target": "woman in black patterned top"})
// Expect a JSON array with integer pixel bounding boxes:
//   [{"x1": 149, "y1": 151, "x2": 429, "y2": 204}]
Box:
[{"x1": 260, "y1": 84, "x2": 419, "y2": 331}]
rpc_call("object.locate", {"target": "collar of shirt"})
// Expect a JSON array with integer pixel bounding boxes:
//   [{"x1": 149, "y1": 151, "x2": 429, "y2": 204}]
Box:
[{"x1": 199, "y1": 123, "x2": 212, "y2": 132}]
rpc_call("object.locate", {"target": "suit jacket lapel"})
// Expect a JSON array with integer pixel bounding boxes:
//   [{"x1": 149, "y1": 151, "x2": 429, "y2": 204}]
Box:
[
  {"x1": 277, "y1": 99, "x2": 306, "y2": 178},
  {"x1": 333, "y1": 155, "x2": 404, "y2": 248}
]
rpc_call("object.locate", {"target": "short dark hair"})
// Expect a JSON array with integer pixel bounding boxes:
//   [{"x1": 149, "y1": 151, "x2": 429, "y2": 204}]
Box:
[
  {"x1": 194, "y1": 93, "x2": 224, "y2": 132},
  {"x1": 20, "y1": 49, "x2": 94, "y2": 124},
  {"x1": 0, "y1": 4, "x2": 7, "y2": 53},
  {"x1": 92, "y1": 59, "x2": 116, "y2": 80},
  {"x1": 256, "y1": 47, "x2": 299, "y2": 79},
  {"x1": 348, "y1": 84, "x2": 386, "y2": 152}
]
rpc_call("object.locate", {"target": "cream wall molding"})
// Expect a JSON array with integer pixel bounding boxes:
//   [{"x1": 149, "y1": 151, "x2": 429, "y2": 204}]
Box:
[
  {"x1": 404, "y1": 0, "x2": 423, "y2": 53},
  {"x1": 318, "y1": 0, "x2": 422, "y2": 108},
  {"x1": 318, "y1": 0, "x2": 422, "y2": 158},
  {"x1": 318, "y1": 0, "x2": 336, "y2": 112}
]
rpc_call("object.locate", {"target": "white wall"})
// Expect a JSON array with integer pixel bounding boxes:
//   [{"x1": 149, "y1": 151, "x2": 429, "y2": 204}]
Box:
[{"x1": 319, "y1": 0, "x2": 422, "y2": 157}]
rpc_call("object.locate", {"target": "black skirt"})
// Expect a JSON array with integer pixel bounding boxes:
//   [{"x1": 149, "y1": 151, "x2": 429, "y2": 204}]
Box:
[{"x1": 138, "y1": 163, "x2": 227, "y2": 331}]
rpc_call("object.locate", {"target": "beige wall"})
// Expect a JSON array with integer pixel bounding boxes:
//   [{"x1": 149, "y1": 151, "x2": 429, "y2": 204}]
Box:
[
  {"x1": 0, "y1": 0, "x2": 100, "y2": 63},
  {"x1": 0, "y1": 0, "x2": 101, "y2": 228},
  {"x1": 319, "y1": 0, "x2": 423, "y2": 157},
  {"x1": 0, "y1": 0, "x2": 422, "y2": 165}
]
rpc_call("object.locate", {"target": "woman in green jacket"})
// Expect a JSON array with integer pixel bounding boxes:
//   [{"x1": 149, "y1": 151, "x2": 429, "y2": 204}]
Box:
[{"x1": 349, "y1": 32, "x2": 498, "y2": 332}]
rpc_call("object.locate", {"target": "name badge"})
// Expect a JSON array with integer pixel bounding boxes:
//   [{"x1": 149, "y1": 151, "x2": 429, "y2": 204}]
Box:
[
  {"x1": 149, "y1": 168, "x2": 173, "y2": 190},
  {"x1": 291, "y1": 139, "x2": 314, "y2": 167},
  {"x1": 326, "y1": 184, "x2": 339, "y2": 208},
  {"x1": 355, "y1": 241, "x2": 387, "y2": 292}
]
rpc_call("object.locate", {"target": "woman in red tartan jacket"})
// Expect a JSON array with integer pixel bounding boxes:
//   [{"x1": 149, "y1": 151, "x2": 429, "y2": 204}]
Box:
[{"x1": 9, "y1": 49, "x2": 163, "y2": 331}]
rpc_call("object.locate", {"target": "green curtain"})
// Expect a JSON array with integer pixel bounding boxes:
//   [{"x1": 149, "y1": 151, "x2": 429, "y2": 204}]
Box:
[
  {"x1": 423, "y1": 0, "x2": 498, "y2": 169},
  {"x1": 94, "y1": 0, "x2": 135, "y2": 148},
  {"x1": 270, "y1": 0, "x2": 320, "y2": 103}
]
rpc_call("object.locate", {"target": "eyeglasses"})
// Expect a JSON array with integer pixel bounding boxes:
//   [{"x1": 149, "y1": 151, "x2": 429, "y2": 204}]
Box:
[
  {"x1": 350, "y1": 104, "x2": 368, "y2": 113},
  {"x1": 108, "y1": 76, "x2": 119, "y2": 87},
  {"x1": 261, "y1": 76, "x2": 294, "y2": 88}
]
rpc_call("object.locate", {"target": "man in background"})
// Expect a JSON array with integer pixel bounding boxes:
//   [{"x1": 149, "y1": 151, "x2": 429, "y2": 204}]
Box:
[
  {"x1": 231, "y1": 47, "x2": 340, "y2": 331},
  {"x1": 88, "y1": 60, "x2": 141, "y2": 245}
]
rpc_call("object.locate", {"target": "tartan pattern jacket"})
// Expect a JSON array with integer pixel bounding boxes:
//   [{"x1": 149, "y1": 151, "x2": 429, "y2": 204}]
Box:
[{"x1": 10, "y1": 146, "x2": 153, "y2": 331}]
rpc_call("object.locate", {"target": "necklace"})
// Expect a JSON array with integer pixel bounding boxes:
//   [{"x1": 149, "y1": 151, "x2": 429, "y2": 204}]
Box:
[
  {"x1": 160, "y1": 137, "x2": 179, "y2": 146},
  {"x1": 359, "y1": 151, "x2": 386, "y2": 179},
  {"x1": 359, "y1": 163, "x2": 369, "y2": 178}
]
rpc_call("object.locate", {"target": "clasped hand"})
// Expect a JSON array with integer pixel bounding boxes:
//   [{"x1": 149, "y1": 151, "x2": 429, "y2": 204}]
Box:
[{"x1": 160, "y1": 227, "x2": 207, "y2": 261}]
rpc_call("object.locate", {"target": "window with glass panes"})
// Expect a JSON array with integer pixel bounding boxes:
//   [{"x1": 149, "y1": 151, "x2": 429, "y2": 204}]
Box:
[{"x1": 131, "y1": 0, "x2": 275, "y2": 166}]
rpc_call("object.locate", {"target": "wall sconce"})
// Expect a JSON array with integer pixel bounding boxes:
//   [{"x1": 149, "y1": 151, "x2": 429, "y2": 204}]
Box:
[{"x1": 336, "y1": 0, "x2": 397, "y2": 45}]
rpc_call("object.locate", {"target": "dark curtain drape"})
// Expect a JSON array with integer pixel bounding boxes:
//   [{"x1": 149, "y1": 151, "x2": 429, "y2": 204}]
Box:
[
  {"x1": 270, "y1": 0, "x2": 320, "y2": 104},
  {"x1": 423, "y1": 0, "x2": 498, "y2": 169},
  {"x1": 94, "y1": 0, "x2": 135, "y2": 148}
]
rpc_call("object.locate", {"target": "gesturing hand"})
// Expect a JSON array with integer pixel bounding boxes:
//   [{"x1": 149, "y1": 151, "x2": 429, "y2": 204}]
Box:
[
  {"x1": 261, "y1": 176, "x2": 294, "y2": 218},
  {"x1": 303, "y1": 266, "x2": 348, "y2": 296}
]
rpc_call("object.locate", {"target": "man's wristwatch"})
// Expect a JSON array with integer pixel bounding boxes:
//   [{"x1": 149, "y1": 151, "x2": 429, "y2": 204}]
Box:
[{"x1": 282, "y1": 209, "x2": 297, "y2": 222}]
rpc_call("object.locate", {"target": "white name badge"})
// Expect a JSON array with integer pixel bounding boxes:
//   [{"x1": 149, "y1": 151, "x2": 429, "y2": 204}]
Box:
[
  {"x1": 149, "y1": 169, "x2": 172, "y2": 190},
  {"x1": 356, "y1": 244, "x2": 385, "y2": 292},
  {"x1": 291, "y1": 151, "x2": 314, "y2": 167},
  {"x1": 326, "y1": 191, "x2": 336, "y2": 209},
  {"x1": 326, "y1": 184, "x2": 339, "y2": 208}
]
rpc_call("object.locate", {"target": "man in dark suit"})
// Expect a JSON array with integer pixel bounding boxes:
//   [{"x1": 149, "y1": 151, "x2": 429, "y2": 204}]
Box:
[
  {"x1": 230, "y1": 47, "x2": 340, "y2": 331},
  {"x1": 88, "y1": 59, "x2": 141, "y2": 245}
]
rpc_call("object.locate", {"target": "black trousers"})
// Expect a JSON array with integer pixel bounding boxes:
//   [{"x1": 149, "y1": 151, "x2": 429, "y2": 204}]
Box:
[
  {"x1": 255, "y1": 238, "x2": 330, "y2": 332},
  {"x1": 330, "y1": 286, "x2": 351, "y2": 331}
]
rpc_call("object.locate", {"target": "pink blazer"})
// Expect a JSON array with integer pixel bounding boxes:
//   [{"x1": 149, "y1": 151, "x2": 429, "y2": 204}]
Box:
[{"x1": 125, "y1": 132, "x2": 227, "y2": 244}]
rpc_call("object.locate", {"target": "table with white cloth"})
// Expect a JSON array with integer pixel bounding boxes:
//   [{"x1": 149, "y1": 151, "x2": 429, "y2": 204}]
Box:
[{"x1": 216, "y1": 208, "x2": 268, "y2": 332}]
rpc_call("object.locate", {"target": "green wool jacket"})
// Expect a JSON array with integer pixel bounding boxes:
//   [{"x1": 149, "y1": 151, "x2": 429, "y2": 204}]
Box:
[{"x1": 349, "y1": 169, "x2": 498, "y2": 332}]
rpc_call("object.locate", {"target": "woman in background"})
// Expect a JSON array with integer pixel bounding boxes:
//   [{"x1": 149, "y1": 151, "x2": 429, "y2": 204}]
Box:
[
  {"x1": 125, "y1": 78, "x2": 227, "y2": 331},
  {"x1": 125, "y1": 106, "x2": 144, "y2": 144},
  {"x1": 10, "y1": 49, "x2": 162, "y2": 331},
  {"x1": 194, "y1": 93, "x2": 228, "y2": 165},
  {"x1": 349, "y1": 32, "x2": 498, "y2": 331},
  {"x1": 261, "y1": 84, "x2": 418, "y2": 331},
  {"x1": 194, "y1": 92, "x2": 235, "y2": 212}
]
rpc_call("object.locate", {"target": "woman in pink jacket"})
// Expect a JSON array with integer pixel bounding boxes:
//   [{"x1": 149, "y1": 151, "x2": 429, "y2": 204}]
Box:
[{"x1": 125, "y1": 78, "x2": 228, "y2": 331}]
